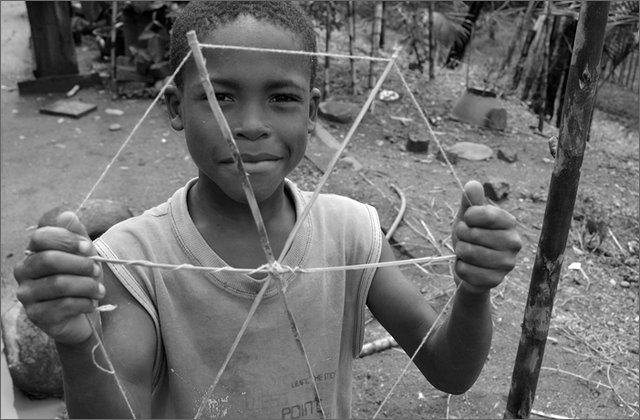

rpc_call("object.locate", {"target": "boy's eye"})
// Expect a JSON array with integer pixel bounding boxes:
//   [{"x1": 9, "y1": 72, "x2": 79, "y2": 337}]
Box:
[
  {"x1": 269, "y1": 94, "x2": 299, "y2": 103},
  {"x1": 215, "y1": 93, "x2": 233, "y2": 102}
]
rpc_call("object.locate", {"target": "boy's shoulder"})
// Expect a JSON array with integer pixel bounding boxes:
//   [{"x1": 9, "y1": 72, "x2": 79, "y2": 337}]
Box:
[{"x1": 96, "y1": 180, "x2": 190, "y2": 245}]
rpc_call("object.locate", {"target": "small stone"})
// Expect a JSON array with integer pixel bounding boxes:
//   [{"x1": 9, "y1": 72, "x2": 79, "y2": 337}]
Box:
[
  {"x1": 338, "y1": 156, "x2": 363, "y2": 171},
  {"x1": 497, "y1": 149, "x2": 518, "y2": 163},
  {"x1": 609, "y1": 279, "x2": 617, "y2": 286},
  {"x1": 620, "y1": 281, "x2": 630, "y2": 288},
  {"x1": 104, "y1": 108, "x2": 124, "y2": 116},
  {"x1": 108, "y1": 123, "x2": 121, "y2": 131},
  {"x1": 405, "y1": 133, "x2": 430, "y2": 154},
  {"x1": 38, "y1": 199, "x2": 133, "y2": 240},
  {"x1": 318, "y1": 101, "x2": 360, "y2": 124},
  {"x1": 435, "y1": 148, "x2": 458, "y2": 165},
  {"x1": 486, "y1": 108, "x2": 507, "y2": 131},
  {"x1": 483, "y1": 178, "x2": 510, "y2": 202}
]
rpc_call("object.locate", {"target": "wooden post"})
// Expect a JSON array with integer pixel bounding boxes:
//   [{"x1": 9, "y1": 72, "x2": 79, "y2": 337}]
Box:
[
  {"x1": 25, "y1": 1, "x2": 78, "y2": 78},
  {"x1": 537, "y1": 1, "x2": 552, "y2": 132},
  {"x1": 427, "y1": 2, "x2": 434, "y2": 80},
  {"x1": 504, "y1": 2, "x2": 610, "y2": 418},
  {"x1": 368, "y1": 2, "x2": 383, "y2": 89},
  {"x1": 110, "y1": 1, "x2": 118, "y2": 94},
  {"x1": 347, "y1": 1, "x2": 357, "y2": 94},
  {"x1": 322, "y1": 2, "x2": 332, "y2": 101},
  {"x1": 511, "y1": 1, "x2": 539, "y2": 90}
]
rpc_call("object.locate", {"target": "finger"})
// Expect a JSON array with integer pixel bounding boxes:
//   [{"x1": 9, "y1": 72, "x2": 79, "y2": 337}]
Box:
[
  {"x1": 454, "y1": 259, "x2": 507, "y2": 290},
  {"x1": 16, "y1": 250, "x2": 100, "y2": 282},
  {"x1": 455, "y1": 180, "x2": 485, "y2": 221},
  {"x1": 463, "y1": 206, "x2": 517, "y2": 230},
  {"x1": 27, "y1": 226, "x2": 94, "y2": 256},
  {"x1": 454, "y1": 240, "x2": 518, "y2": 271},
  {"x1": 23, "y1": 297, "x2": 97, "y2": 327},
  {"x1": 17, "y1": 275, "x2": 105, "y2": 305},
  {"x1": 455, "y1": 222, "x2": 522, "y2": 251},
  {"x1": 56, "y1": 211, "x2": 90, "y2": 239}
]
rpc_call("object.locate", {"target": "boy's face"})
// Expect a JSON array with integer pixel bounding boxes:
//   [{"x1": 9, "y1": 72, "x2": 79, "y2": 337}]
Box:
[{"x1": 167, "y1": 16, "x2": 320, "y2": 204}]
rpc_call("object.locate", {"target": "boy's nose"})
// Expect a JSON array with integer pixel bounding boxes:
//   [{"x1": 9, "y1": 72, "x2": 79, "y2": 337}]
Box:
[{"x1": 232, "y1": 104, "x2": 270, "y2": 141}]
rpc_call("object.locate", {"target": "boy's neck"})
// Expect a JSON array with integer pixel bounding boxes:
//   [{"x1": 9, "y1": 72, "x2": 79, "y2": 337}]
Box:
[
  {"x1": 188, "y1": 176, "x2": 293, "y2": 225},
  {"x1": 186, "y1": 176, "x2": 297, "y2": 268}
]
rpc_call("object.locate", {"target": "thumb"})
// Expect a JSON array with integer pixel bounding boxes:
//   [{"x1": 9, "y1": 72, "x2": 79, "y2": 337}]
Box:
[
  {"x1": 456, "y1": 180, "x2": 485, "y2": 218},
  {"x1": 55, "y1": 211, "x2": 92, "y2": 244}
]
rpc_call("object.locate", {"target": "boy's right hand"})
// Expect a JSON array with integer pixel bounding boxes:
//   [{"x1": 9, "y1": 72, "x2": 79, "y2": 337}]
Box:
[{"x1": 14, "y1": 211, "x2": 105, "y2": 345}]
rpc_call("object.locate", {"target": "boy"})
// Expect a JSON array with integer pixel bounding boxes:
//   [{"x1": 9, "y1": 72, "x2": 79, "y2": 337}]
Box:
[{"x1": 14, "y1": 2, "x2": 522, "y2": 418}]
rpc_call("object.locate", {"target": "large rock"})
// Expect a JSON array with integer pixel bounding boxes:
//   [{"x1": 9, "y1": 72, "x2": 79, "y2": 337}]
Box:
[
  {"x1": 38, "y1": 198, "x2": 133, "y2": 239},
  {"x1": 318, "y1": 100, "x2": 360, "y2": 124},
  {"x1": 1, "y1": 302, "x2": 63, "y2": 399},
  {"x1": 448, "y1": 142, "x2": 493, "y2": 161}
]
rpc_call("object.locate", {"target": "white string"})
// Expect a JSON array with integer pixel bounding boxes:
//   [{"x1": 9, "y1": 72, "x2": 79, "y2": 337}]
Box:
[
  {"x1": 89, "y1": 254, "x2": 455, "y2": 275},
  {"x1": 73, "y1": 52, "x2": 192, "y2": 214},
  {"x1": 199, "y1": 42, "x2": 392, "y2": 62}
]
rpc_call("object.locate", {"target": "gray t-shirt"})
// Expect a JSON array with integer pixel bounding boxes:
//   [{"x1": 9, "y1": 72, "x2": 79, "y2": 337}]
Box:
[{"x1": 95, "y1": 178, "x2": 382, "y2": 418}]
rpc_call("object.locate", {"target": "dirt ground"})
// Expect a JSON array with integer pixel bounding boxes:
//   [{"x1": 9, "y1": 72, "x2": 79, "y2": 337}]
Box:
[{"x1": 1, "y1": 2, "x2": 638, "y2": 419}]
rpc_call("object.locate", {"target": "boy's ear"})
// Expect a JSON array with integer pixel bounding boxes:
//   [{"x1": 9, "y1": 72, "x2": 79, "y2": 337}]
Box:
[
  {"x1": 307, "y1": 87, "x2": 321, "y2": 133},
  {"x1": 165, "y1": 85, "x2": 184, "y2": 131}
]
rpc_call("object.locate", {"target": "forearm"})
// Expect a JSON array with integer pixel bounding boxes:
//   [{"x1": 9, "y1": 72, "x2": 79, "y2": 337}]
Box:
[
  {"x1": 56, "y1": 335, "x2": 147, "y2": 419},
  {"x1": 416, "y1": 282, "x2": 493, "y2": 394}
]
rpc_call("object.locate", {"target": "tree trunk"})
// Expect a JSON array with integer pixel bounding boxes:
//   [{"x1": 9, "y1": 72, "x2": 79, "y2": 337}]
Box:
[
  {"x1": 368, "y1": 2, "x2": 383, "y2": 88},
  {"x1": 504, "y1": 2, "x2": 610, "y2": 418},
  {"x1": 444, "y1": 1, "x2": 484, "y2": 69},
  {"x1": 427, "y1": 2, "x2": 435, "y2": 80},
  {"x1": 537, "y1": 1, "x2": 552, "y2": 131},
  {"x1": 379, "y1": 1, "x2": 386, "y2": 49},
  {"x1": 26, "y1": 1, "x2": 79, "y2": 78},
  {"x1": 628, "y1": 49, "x2": 638, "y2": 89},
  {"x1": 322, "y1": 2, "x2": 332, "y2": 100},
  {"x1": 520, "y1": 15, "x2": 545, "y2": 103},
  {"x1": 347, "y1": 1, "x2": 357, "y2": 94},
  {"x1": 500, "y1": 1, "x2": 537, "y2": 75},
  {"x1": 512, "y1": 2, "x2": 540, "y2": 90}
]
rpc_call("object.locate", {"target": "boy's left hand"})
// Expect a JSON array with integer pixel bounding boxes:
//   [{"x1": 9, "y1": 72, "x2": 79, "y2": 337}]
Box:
[{"x1": 451, "y1": 180, "x2": 522, "y2": 294}]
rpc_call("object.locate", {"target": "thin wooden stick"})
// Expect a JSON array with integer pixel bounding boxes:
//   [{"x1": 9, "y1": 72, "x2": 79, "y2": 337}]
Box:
[
  {"x1": 540, "y1": 366, "x2": 611, "y2": 390},
  {"x1": 385, "y1": 184, "x2": 407, "y2": 240},
  {"x1": 530, "y1": 409, "x2": 573, "y2": 419},
  {"x1": 504, "y1": 3, "x2": 611, "y2": 418}
]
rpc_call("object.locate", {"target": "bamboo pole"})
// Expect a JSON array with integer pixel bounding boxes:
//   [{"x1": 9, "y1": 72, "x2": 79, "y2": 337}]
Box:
[
  {"x1": 348, "y1": 1, "x2": 357, "y2": 94},
  {"x1": 537, "y1": 1, "x2": 552, "y2": 132},
  {"x1": 512, "y1": 1, "x2": 540, "y2": 90},
  {"x1": 110, "y1": 1, "x2": 118, "y2": 94},
  {"x1": 322, "y1": 1, "x2": 332, "y2": 100},
  {"x1": 504, "y1": 2, "x2": 610, "y2": 418},
  {"x1": 368, "y1": 2, "x2": 383, "y2": 89},
  {"x1": 427, "y1": 2, "x2": 434, "y2": 79}
]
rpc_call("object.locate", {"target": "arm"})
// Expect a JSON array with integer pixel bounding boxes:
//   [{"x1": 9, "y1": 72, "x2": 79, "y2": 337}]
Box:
[
  {"x1": 14, "y1": 212, "x2": 156, "y2": 418},
  {"x1": 366, "y1": 181, "x2": 521, "y2": 394}
]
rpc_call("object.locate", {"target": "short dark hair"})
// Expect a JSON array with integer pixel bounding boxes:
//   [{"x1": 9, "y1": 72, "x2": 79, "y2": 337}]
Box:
[{"x1": 170, "y1": 1, "x2": 317, "y2": 89}]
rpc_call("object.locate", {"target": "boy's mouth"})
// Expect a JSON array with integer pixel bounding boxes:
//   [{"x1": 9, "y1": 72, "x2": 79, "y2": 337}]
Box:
[{"x1": 220, "y1": 153, "x2": 281, "y2": 164}]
